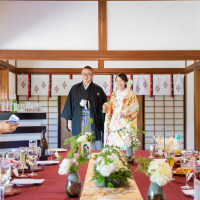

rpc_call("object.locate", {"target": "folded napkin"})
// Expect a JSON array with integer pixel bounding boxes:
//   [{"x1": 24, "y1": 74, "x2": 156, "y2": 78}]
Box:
[
  {"x1": 182, "y1": 189, "x2": 194, "y2": 197},
  {"x1": 36, "y1": 160, "x2": 59, "y2": 165},
  {"x1": 11, "y1": 179, "x2": 45, "y2": 185}
]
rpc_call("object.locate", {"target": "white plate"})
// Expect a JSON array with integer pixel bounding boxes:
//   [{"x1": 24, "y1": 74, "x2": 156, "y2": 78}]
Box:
[
  {"x1": 36, "y1": 160, "x2": 60, "y2": 165},
  {"x1": 11, "y1": 179, "x2": 45, "y2": 186},
  {"x1": 48, "y1": 148, "x2": 67, "y2": 152}
]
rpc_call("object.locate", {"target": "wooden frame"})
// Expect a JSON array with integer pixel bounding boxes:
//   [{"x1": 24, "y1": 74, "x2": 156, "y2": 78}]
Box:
[{"x1": 194, "y1": 68, "x2": 200, "y2": 151}]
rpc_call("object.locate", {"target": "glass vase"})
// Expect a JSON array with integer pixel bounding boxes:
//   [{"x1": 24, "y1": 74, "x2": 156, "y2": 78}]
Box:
[
  {"x1": 147, "y1": 182, "x2": 165, "y2": 200},
  {"x1": 66, "y1": 171, "x2": 81, "y2": 198},
  {"x1": 126, "y1": 147, "x2": 135, "y2": 163}
]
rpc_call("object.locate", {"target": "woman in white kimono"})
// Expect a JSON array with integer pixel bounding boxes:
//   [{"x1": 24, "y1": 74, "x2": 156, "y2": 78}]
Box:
[{"x1": 103, "y1": 73, "x2": 139, "y2": 149}]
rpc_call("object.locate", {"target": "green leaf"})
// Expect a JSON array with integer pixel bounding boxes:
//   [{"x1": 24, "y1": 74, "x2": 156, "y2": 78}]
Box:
[
  {"x1": 107, "y1": 182, "x2": 114, "y2": 188},
  {"x1": 56, "y1": 154, "x2": 62, "y2": 160},
  {"x1": 97, "y1": 176, "x2": 105, "y2": 186}
]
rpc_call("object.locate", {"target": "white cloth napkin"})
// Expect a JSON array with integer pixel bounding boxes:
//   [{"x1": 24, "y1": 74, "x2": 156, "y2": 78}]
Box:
[
  {"x1": 11, "y1": 179, "x2": 45, "y2": 185},
  {"x1": 182, "y1": 189, "x2": 194, "y2": 197},
  {"x1": 36, "y1": 160, "x2": 60, "y2": 165}
]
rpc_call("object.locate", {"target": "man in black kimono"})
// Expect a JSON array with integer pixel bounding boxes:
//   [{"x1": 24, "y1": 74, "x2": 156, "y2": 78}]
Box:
[{"x1": 61, "y1": 66, "x2": 107, "y2": 150}]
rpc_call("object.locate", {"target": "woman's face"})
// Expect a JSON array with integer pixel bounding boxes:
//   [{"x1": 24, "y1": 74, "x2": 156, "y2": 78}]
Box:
[{"x1": 116, "y1": 76, "x2": 126, "y2": 90}]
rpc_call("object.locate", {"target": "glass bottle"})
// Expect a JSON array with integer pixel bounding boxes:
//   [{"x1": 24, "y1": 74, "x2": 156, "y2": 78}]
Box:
[
  {"x1": 1, "y1": 94, "x2": 5, "y2": 112},
  {"x1": 40, "y1": 130, "x2": 48, "y2": 160},
  {"x1": 9, "y1": 94, "x2": 13, "y2": 113},
  {"x1": 5, "y1": 94, "x2": 9, "y2": 112},
  {"x1": 12, "y1": 94, "x2": 17, "y2": 113},
  {"x1": 174, "y1": 134, "x2": 181, "y2": 155},
  {"x1": 192, "y1": 156, "x2": 199, "y2": 179}
]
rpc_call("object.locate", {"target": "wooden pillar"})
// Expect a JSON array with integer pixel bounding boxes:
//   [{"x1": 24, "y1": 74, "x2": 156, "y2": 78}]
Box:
[
  {"x1": 0, "y1": 69, "x2": 9, "y2": 100},
  {"x1": 194, "y1": 68, "x2": 200, "y2": 150},
  {"x1": 137, "y1": 95, "x2": 144, "y2": 150}
]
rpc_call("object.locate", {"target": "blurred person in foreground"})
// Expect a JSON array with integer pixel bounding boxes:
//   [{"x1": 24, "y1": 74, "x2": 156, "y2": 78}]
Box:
[{"x1": 0, "y1": 120, "x2": 18, "y2": 134}]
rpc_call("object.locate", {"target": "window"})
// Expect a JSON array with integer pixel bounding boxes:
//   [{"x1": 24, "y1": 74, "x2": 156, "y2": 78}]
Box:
[{"x1": 144, "y1": 95, "x2": 184, "y2": 150}]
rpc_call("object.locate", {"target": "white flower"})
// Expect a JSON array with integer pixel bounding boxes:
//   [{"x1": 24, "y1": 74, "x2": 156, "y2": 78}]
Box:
[
  {"x1": 148, "y1": 160, "x2": 172, "y2": 186},
  {"x1": 85, "y1": 132, "x2": 92, "y2": 136},
  {"x1": 77, "y1": 135, "x2": 88, "y2": 142},
  {"x1": 157, "y1": 149, "x2": 163, "y2": 156},
  {"x1": 98, "y1": 163, "x2": 115, "y2": 177},
  {"x1": 113, "y1": 156, "x2": 127, "y2": 171},
  {"x1": 58, "y1": 159, "x2": 72, "y2": 175},
  {"x1": 80, "y1": 99, "x2": 87, "y2": 107},
  {"x1": 127, "y1": 79, "x2": 133, "y2": 89}
]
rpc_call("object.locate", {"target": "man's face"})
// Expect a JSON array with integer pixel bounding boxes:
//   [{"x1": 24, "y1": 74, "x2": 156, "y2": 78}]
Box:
[{"x1": 81, "y1": 68, "x2": 94, "y2": 85}]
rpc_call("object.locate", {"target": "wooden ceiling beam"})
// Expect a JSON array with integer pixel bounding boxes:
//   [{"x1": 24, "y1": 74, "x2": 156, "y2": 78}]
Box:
[
  {"x1": 1, "y1": 50, "x2": 200, "y2": 61},
  {"x1": 17, "y1": 67, "x2": 185, "y2": 74},
  {"x1": 0, "y1": 60, "x2": 17, "y2": 73},
  {"x1": 186, "y1": 61, "x2": 200, "y2": 73}
]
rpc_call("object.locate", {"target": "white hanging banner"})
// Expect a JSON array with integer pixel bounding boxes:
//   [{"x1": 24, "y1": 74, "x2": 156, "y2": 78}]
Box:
[
  {"x1": 52, "y1": 75, "x2": 70, "y2": 96},
  {"x1": 173, "y1": 74, "x2": 184, "y2": 95},
  {"x1": 133, "y1": 75, "x2": 150, "y2": 95},
  {"x1": 31, "y1": 75, "x2": 49, "y2": 96},
  {"x1": 153, "y1": 75, "x2": 171, "y2": 95},
  {"x1": 93, "y1": 75, "x2": 110, "y2": 96},
  {"x1": 17, "y1": 74, "x2": 29, "y2": 96}
]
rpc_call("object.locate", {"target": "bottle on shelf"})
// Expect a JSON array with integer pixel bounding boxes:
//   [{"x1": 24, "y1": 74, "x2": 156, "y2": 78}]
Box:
[
  {"x1": 1, "y1": 94, "x2": 5, "y2": 113},
  {"x1": 12, "y1": 94, "x2": 17, "y2": 113},
  {"x1": 9, "y1": 94, "x2": 13, "y2": 113},
  {"x1": 40, "y1": 130, "x2": 48, "y2": 160},
  {"x1": 5, "y1": 94, "x2": 9, "y2": 112}
]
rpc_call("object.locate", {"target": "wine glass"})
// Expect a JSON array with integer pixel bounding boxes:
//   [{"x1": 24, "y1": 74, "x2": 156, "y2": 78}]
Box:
[
  {"x1": 0, "y1": 162, "x2": 12, "y2": 200},
  {"x1": 181, "y1": 159, "x2": 193, "y2": 189},
  {"x1": 28, "y1": 149, "x2": 38, "y2": 176},
  {"x1": 19, "y1": 147, "x2": 28, "y2": 177}
]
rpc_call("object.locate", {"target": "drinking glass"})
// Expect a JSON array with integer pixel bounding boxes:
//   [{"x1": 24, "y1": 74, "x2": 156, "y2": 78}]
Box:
[
  {"x1": 166, "y1": 151, "x2": 175, "y2": 180},
  {"x1": 149, "y1": 144, "x2": 154, "y2": 158},
  {"x1": 181, "y1": 159, "x2": 193, "y2": 189},
  {"x1": 28, "y1": 149, "x2": 38, "y2": 176},
  {"x1": 0, "y1": 162, "x2": 12, "y2": 200},
  {"x1": 29, "y1": 140, "x2": 37, "y2": 150},
  {"x1": 166, "y1": 151, "x2": 175, "y2": 170},
  {"x1": 19, "y1": 147, "x2": 28, "y2": 177},
  {"x1": 48, "y1": 149, "x2": 54, "y2": 160}
]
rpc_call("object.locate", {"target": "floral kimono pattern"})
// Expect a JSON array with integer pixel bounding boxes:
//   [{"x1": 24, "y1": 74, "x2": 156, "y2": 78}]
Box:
[{"x1": 104, "y1": 88, "x2": 139, "y2": 149}]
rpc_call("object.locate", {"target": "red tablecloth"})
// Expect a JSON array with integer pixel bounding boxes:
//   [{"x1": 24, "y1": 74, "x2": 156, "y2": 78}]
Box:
[{"x1": 6, "y1": 151, "x2": 193, "y2": 200}]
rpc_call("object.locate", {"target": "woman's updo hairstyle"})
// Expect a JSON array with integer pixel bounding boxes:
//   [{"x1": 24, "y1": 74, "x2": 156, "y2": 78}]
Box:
[{"x1": 116, "y1": 73, "x2": 128, "y2": 87}]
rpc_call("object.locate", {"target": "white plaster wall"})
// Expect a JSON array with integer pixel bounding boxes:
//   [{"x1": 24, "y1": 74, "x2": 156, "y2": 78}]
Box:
[
  {"x1": 186, "y1": 72, "x2": 194, "y2": 150},
  {"x1": 107, "y1": 1, "x2": 200, "y2": 50},
  {"x1": 9, "y1": 72, "x2": 16, "y2": 96},
  {"x1": 0, "y1": 1, "x2": 98, "y2": 50},
  {"x1": 104, "y1": 61, "x2": 185, "y2": 68},
  {"x1": 17, "y1": 60, "x2": 98, "y2": 68}
]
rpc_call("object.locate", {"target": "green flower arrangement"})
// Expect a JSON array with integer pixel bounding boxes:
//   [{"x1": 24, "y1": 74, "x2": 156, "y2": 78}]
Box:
[
  {"x1": 57, "y1": 118, "x2": 94, "y2": 175},
  {"x1": 91, "y1": 145, "x2": 132, "y2": 188}
]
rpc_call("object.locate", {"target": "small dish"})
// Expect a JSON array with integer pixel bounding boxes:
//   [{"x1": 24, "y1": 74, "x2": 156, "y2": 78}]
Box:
[
  {"x1": 5, "y1": 184, "x2": 13, "y2": 193},
  {"x1": 173, "y1": 170, "x2": 185, "y2": 176},
  {"x1": 5, "y1": 188, "x2": 21, "y2": 197}
]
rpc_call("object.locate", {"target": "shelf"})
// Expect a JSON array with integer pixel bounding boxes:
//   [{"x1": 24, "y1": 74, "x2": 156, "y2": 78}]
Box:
[{"x1": 0, "y1": 113, "x2": 46, "y2": 120}]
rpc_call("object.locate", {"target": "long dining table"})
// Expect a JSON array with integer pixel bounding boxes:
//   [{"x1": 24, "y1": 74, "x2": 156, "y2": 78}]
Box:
[{"x1": 6, "y1": 150, "x2": 193, "y2": 200}]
